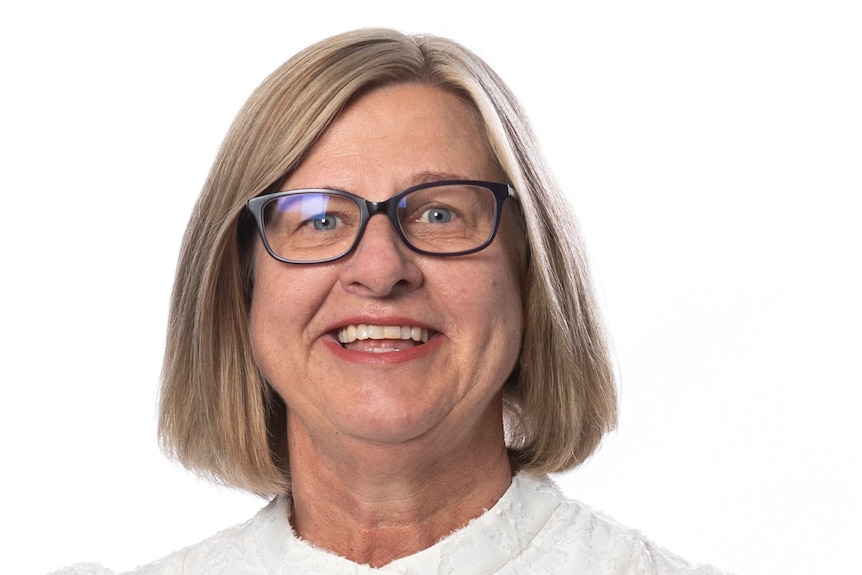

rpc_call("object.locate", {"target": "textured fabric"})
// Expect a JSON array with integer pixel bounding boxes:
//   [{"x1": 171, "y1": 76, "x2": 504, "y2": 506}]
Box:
[{"x1": 51, "y1": 473, "x2": 729, "y2": 574}]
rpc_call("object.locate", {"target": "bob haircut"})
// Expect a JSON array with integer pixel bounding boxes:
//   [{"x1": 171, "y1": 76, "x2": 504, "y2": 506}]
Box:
[{"x1": 160, "y1": 28, "x2": 617, "y2": 497}]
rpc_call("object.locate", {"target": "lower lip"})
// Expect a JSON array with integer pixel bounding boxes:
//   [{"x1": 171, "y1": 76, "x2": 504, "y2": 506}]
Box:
[{"x1": 321, "y1": 334, "x2": 443, "y2": 364}]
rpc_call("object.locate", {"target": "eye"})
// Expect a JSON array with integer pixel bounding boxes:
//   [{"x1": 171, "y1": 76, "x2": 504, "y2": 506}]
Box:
[
  {"x1": 310, "y1": 215, "x2": 340, "y2": 230},
  {"x1": 419, "y1": 207, "x2": 453, "y2": 224}
]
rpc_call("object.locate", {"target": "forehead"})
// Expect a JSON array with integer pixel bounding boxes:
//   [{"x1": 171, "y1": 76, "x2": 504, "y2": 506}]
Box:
[{"x1": 283, "y1": 83, "x2": 499, "y2": 193}]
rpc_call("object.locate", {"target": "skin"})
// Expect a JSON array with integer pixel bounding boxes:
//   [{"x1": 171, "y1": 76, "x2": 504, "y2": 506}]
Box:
[{"x1": 250, "y1": 83, "x2": 523, "y2": 566}]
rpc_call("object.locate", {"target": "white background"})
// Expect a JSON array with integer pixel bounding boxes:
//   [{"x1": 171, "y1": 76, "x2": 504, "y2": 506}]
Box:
[{"x1": 2, "y1": 2, "x2": 860, "y2": 574}]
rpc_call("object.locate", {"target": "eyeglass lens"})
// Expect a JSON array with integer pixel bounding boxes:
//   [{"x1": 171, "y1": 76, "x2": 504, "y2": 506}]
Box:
[{"x1": 261, "y1": 183, "x2": 498, "y2": 262}]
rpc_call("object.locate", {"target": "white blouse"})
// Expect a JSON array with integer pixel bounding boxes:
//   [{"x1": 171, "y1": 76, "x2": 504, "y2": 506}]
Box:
[{"x1": 51, "y1": 472, "x2": 728, "y2": 574}]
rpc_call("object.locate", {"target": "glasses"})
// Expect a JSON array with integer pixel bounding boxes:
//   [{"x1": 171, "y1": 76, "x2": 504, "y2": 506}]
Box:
[{"x1": 247, "y1": 180, "x2": 515, "y2": 264}]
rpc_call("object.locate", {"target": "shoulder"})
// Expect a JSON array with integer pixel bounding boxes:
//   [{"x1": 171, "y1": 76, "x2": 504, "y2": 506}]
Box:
[
  {"x1": 131, "y1": 497, "x2": 286, "y2": 574},
  {"x1": 48, "y1": 564, "x2": 116, "y2": 575},
  {"x1": 51, "y1": 498, "x2": 283, "y2": 575},
  {"x1": 515, "y1": 473, "x2": 731, "y2": 574},
  {"x1": 48, "y1": 549, "x2": 186, "y2": 575}
]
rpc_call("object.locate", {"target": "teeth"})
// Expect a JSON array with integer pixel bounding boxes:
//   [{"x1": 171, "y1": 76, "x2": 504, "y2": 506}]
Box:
[{"x1": 337, "y1": 324, "x2": 430, "y2": 344}]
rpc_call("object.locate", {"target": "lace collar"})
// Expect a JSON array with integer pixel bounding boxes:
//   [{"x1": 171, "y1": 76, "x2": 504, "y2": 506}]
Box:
[{"x1": 255, "y1": 472, "x2": 562, "y2": 574}]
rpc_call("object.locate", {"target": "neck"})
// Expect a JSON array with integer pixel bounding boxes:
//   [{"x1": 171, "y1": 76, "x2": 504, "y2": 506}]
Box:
[{"x1": 285, "y1": 402, "x2": 513, "y2": 567}]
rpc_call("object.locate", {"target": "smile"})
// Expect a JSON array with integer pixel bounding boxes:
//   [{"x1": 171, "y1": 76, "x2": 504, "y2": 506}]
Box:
[{"x1": 337, "y1": 324, "x2": 431, "y2": 348}]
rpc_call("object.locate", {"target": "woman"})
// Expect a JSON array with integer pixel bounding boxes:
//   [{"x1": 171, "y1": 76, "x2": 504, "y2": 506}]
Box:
[{"x1": 55, "y1": 29, "x2": 727, "y2": 574}]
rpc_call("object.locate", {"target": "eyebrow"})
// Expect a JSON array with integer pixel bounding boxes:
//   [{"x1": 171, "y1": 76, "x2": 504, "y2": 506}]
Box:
[
  {"x1": 288, "y1": 171, "x2": 473, "y2": 194},
  {"x1": 408, "y1": 171, "x2": 469, "y2": 185}
]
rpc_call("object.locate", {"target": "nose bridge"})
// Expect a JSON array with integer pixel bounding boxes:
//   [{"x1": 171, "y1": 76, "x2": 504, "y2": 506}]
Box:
[
  {"x1": 339, "y1": 195, "x2": 420, "y2": 296},
  {"x1": 358, "y1": 196, "x2": 402, "y2": 245},
  {"x1": 365, "y1": 197, "x2": 396, "y2": 219}
]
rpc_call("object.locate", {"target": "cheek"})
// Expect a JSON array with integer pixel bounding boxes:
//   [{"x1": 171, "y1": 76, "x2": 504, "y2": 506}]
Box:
[
  {"x1": 248, "y1": 268, "x2": 291, "y2": 376},
  {"x1": 248, "y1": 251, "x2": 333, "y2": 360},
  {"x1": 492, "y1": 220, "x2": 525, "y2": 328},
  {"x1": 250, "y1": 251, "x2": 291, "y2": 339},
  {"x1": 460, "y1": 256, "x2": 523, "y2": 354},
  {"x1": 496, "y1": 270, "x2": 524, "y2": 350},
  {"x1": 491, "y1": 243, "x2": 525, "y2": 362}
]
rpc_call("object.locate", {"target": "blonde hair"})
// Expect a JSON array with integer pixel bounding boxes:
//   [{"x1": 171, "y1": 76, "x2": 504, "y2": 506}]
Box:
[{"x1": 159, "y1": 28, "x2": 617, "y2": 496}]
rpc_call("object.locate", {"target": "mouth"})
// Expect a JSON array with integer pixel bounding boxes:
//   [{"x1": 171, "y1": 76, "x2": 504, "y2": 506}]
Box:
[{"x1": 336, "y1": 323, "x2": 431, "y2": 353}]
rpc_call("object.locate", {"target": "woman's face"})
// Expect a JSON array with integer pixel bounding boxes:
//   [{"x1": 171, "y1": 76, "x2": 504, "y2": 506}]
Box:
[{"x1": 250, "y1": 84, "x2": 523, "y2": 452}]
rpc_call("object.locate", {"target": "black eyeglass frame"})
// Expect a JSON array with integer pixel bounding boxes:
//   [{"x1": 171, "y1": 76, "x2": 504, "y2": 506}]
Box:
[{"x1": 246, "y1": 179, "x2": 516, "y2": 264}]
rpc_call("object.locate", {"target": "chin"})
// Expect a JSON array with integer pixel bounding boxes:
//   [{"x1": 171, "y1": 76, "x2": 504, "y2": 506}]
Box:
[{"x1": 335, "y1": 408, "x2": 445, "y2": 446}]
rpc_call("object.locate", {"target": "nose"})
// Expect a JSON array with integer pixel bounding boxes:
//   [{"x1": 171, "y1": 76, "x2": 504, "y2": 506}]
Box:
[{"x1": 337, "y1": 214, "x2": 422, "y2": 297}]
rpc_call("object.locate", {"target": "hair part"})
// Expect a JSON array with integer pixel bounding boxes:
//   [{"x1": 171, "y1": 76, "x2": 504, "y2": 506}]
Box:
[{"x1": 159, "y1": 28, "x2": 617, "y2": 497}]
